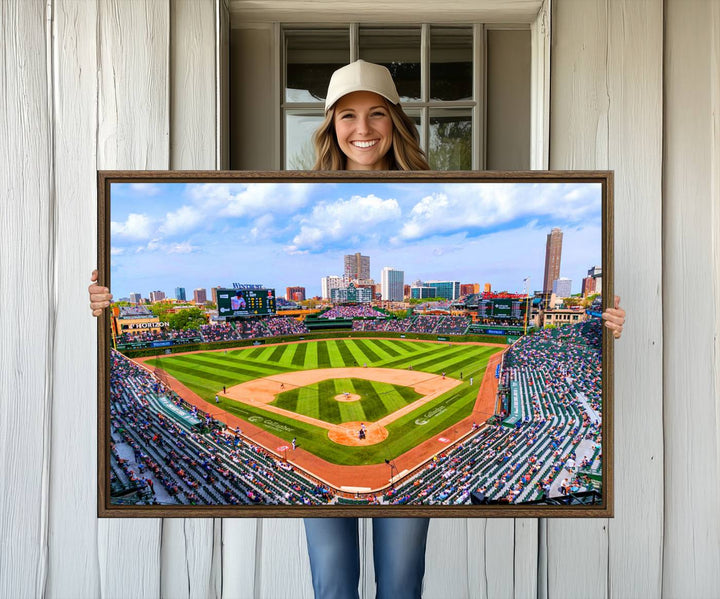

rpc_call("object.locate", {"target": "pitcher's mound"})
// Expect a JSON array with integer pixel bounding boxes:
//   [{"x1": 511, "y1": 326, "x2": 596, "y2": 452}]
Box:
[
  {"x1": 328, "y1": 421, "x2": 389, "y2": 446},
  {"x1": 334, "y1": 393, "x2": 361, "y2": 402}
]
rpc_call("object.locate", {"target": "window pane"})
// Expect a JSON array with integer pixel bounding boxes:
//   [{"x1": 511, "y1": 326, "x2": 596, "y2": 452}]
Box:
[
  {"x1": 359, "y1": 27, "x2": 421, "y2": 102},
  {"x1": 429, "y1": 109, "x2": 472, "y2": 170},
  {"x1": 286, "y1": 30, "x2": 349, "y2": 103},
  {"x1": 430, "y1": 27, "x2": 473, "y2": 101},
  {"x1": 285, "y1": 112, "x2": 324, "y2": 169}
]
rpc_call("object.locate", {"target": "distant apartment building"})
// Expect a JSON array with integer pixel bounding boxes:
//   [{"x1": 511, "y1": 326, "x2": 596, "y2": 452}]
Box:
[
  {"x1": 581, "y1": 276, "x2": 597, "y2": 297},
  {"x1": 552, "y1": 277, "x2": 572, "y2": 298},
  {"x1": 460, "y1": 283, "x2": 479, "y2": 296},
  {"x1": 193, "y1": 288, "x2": 207, "y2": 304},
  {"x1": 149, "y1": 290, "x2": 166, "y2": 302},
  {"x1": 543, "y1": 227, "x2": 563, "y2": 294},
  {"x1": 381, "y1": 267, "x2": 404, "y2": 302},
  {"x1": 424, "y1": 280, "x2": 461, "y2": 301},
  {"x1": 286, "y1": 286, "x2": 306, "y2": 301},
  {"x1": 321, "y1": 276, "x2": 345, "y2": 300},
  {"x1": 411, "y1": 286, "x2": 437, "y2": 299},
  {"x1": 129, "y1": 292, "x2": 142, "y2": 304},
  {"x1": 344, "y1": 252, "x2": 370, "y2": 280},
  {"x1": 484, "y1": 282, "x2": 492, "y2": 293}
]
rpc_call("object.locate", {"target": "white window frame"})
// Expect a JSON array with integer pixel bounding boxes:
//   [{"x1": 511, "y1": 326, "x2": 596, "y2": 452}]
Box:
[{"x1": 230, "y1": 0, "x2": 551, "y2": 171}]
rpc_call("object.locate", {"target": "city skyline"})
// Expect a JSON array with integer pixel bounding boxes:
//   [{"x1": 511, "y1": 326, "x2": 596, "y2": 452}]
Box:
[{"x1": 110, "y1": 181, "x2": 602, "y2": 299}]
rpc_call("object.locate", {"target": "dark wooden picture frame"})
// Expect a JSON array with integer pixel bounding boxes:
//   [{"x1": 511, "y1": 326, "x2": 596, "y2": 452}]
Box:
[{"x1": 98, "y1": 170, "x2": 613, "y2": 518}]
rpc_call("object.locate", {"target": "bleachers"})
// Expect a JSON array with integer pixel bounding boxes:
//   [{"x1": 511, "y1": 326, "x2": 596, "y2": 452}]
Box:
[
  {"x1": 386, "y1": 319, "x2": 603, "y2": 505},
  {"x1": 109, "y1": 350, "x2": 332, "y2": 506}
]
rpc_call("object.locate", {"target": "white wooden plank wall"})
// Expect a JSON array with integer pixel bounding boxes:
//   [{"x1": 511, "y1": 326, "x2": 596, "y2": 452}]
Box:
[
  {"x1": 0, "y1": 1, "x2": 53, "y2": 598},
  {"x1": 549, "y1": 2, "x2": 664, "y2": 599},
  {"x1": 2, "y1": 1, "x2": 720, "y2": 597},
  {"x1": 162, "y1": 2, "x2": 223, "y2": 599},
  {"x1": 96, "y1": 1, "x2": 168, "y2": 596},
  {"x1": 663, "y1": 1, "x2": 720, "y2": 596},
  {"x1": 47, "y1": 1, "x2": 101, "y2": 597}
]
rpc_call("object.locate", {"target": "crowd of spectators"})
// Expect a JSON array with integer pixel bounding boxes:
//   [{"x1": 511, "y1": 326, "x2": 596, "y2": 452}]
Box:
[
  {"x1": 318, "y1": 305, "x2": 386, "y2": 319},
  {"x1": 117, "y1": 316, "x2": 308, "y2": 347},
  {"x1": 351, "y1": 315, "x2": 471, "y2": 335},
  {"x1": 384, "y1": 319, "x2": 603, "y2": 505},
  {"x1": 109, "y1": 350, "x2": 332, "y2": 506}
]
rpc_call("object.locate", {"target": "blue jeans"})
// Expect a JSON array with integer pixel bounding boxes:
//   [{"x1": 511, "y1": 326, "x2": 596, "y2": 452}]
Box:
[{"x1": 303, "y1": 517, "x2": 430, "y2": 599}]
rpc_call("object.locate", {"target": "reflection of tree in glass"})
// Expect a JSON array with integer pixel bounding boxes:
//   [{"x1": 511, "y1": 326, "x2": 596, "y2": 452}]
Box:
[
  {"x1": 288, "y1": 139, "x2": 315, "y2": 170},
  {"x1": 429, "y1": 119, "x2": 472, "y2": 170}
]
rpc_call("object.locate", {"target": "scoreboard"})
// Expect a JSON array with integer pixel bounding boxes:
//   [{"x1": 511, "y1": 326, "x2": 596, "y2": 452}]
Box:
[
  {"x1": 477, "y1": 298, "x2": 528, "y2": 320},
  {"x1": 217, "y1": 288, "x2": 276, "y2": 317}
]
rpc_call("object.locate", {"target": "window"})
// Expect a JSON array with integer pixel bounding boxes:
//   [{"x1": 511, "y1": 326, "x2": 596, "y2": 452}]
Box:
[
  {"x1": 228, "y1": 23, "x2": 532, "y2": 171},
  {"x1": 283, "y1": 25, "x2": 480, "y2": 170}
]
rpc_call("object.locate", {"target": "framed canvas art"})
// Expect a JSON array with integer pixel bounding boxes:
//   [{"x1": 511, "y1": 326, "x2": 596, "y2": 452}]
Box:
[{"x1": 97, "y1": 170, "x2": 613, "y2": 517}]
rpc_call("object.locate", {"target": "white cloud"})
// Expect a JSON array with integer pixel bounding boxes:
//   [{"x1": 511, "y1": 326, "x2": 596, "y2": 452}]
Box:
[
  {"x1": 128, "y1": 183, "x2": 161, "y2": 196},
  {"x1": 111, "y1": 213, "x2": 154, "y2": 240},
  {"x1": 287, "y1": 194, "x2": 401, "y2": 252},
  {"x1": 187, "y1": 183, "x2": 312, "y2": 218},
  {"x1": 110, "y1": 247, "x2": 124, "y2": 256},
  {"x1": 397, "y1": 183, "x2": 601, "y2": 241},
  {"x1": 167, "y1": 241, "x2": 196, "y2": 254},
  {"x1": 160, "y1": 205, "x2": 204, "y2": 235}
]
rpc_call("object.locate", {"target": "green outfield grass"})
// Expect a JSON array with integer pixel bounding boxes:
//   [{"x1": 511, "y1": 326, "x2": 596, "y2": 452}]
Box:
[{"x1": 145, "y1": 337, "x2": 500, "y2": 465}]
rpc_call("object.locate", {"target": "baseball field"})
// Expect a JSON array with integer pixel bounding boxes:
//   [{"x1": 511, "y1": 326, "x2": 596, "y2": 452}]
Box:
[{"x1": 144, "y1": 337, "x2": 500, "y2": 467}]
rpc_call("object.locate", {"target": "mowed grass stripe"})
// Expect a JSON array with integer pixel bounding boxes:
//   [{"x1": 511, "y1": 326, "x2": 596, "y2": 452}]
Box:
[
  {"x1": 404, "y1": 345, "x2": 478, "y2": 372},
  {"x1": 165, "y1": 354, "x2": 285, "y2": 378},
  {"x1": 349, "y1": 339, "x2": 382, "y2": 363},
  {"x1": 245, "y1": 346, "x2": 266, "y2": 359},
  {"x1": 318, "y1": 380, "x2": 341, "y2": 423},
  {"x1": 358, "y1": 338, "x2": 393, "y2": 361},
  {"x1": 385, "y1": 339, "x2": 423, "y2": 353},
  {"x1": 371, "y1": 380, "x2": 409, "y2": 414},
  {"x1": 150, "y1": 356, "x2": 259, "y2": 383},
  {"x1": 351, "y1": 379, "x2": 386, "y2": 421},
  {"x1": 180, "y1": 353, "x2": 287, "y2": 375},
  {"x1": 334, "y1": 340, "x2": 357, "y2": 366},
  {"x1": 291, "y1": 342, "x2": 308, "y2": 367},
  {"x1": 267, "y1": 344, "x2": 290, "y2": 363},
  {"x1": 338, "y1": 400, "x2": 365, "y2": 424},
  {"x1": 273, "y1": 388, "x2": 299, "y2": 412},
  {"x1": 345, "y1": 340, "x2": 373, "y2": 366},
  {"x1": 303, "y1": 341, "x2": 318, "y2": 369},
  {"x1": 369, "y1": 339, "x2": 401, "y2": 357},
  {"x1": 297, "y1": 384, "x2": 320, "y2": 420},
  {"x1": 316, "y1": 341, "x2": 331, "y2": 368},
  {"x1": 325, "y1": 340, "x2": 347, "y2": 368},
  {"x1": 379, "y1": 345, "x2": 449, "y2": 369}
]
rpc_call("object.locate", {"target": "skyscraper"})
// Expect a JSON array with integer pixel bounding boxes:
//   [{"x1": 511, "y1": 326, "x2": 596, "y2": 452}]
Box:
[
  {"x1": 543, "y1": 227, "x2": 563, "y2": 294},
  {"x1": 149, "y1": 290, "x2": 165, "y2": 302},
  {"x1": 193, "y1": 288, "x2": 207, "y2": 305},
  {"x1": 552, "y1": 277, "x2": 572, "y2": 298},
  {"x1": 175, "y1": 287, "x2": 186, "y2": 301},
  {"x1": 381, "y1": 267, "x2": 404, "y2": 302},
  {"x1": 344, "y1": 252, "x2": 370, "y2": 280},
  {"x1": 129, "y1": 292, "x2": 142, "y2": 304}
]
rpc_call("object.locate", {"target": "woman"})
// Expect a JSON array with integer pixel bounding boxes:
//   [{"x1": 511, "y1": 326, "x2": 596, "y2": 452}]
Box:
[{"x1": 89, "y1": 60, "x2": 626, "y2": 599}]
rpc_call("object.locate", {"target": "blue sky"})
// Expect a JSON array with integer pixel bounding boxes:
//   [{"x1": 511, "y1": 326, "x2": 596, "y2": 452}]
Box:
[{"x1": 110, "y1": 181, "x2": 603, "y2": 300}]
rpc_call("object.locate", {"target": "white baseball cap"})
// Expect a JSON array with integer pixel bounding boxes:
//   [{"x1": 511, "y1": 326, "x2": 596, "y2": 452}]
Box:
[{"x1": 324, "y1": 60, "x2": 400, "y2": 112}]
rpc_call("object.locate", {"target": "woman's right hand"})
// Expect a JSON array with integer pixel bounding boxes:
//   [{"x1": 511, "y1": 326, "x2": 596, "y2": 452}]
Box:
[{"x1": 89, "y1": 269, "x2": 113, "y2": 317}]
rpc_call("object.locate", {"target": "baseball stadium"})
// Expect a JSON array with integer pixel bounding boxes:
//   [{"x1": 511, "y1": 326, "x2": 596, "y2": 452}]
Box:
[{"x1": 108, "y1": 294, "x2": 603, "y2": 507}]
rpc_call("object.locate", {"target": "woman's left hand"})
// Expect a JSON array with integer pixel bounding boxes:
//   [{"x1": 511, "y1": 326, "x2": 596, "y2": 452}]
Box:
[{"x1": 602, "y1": 295, "x2": 625, "y2": 339}]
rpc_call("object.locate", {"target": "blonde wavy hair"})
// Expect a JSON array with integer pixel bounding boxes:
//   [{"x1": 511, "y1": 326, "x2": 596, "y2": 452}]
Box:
[{"x1": 312, "y1": 100, "x2": 430, "y2": 171}]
